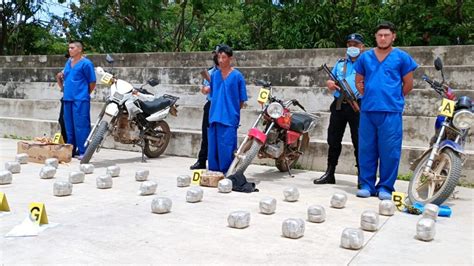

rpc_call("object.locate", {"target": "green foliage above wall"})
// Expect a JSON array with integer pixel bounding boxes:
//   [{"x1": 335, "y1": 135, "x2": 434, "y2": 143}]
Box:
[{"x1": 1, "y1": 0, "x2": 472, "y2": 55}]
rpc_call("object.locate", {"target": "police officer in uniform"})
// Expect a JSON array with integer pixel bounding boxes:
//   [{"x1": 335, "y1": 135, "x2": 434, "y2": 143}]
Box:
[
  {"x1": 314, "y1": 33, "x2": 364, "y2": 185},
  {"x1": 190, "y1": 45, "x2": 220, "y2": 170}
]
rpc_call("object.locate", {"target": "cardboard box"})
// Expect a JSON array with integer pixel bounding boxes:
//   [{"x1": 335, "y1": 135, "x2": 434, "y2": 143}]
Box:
[
  {"x1": 200, "y1": 171, "x2": 224, "y2": 187},
  {"x1": 17, "y1": 141, "x2": 73, "y2": 163}
]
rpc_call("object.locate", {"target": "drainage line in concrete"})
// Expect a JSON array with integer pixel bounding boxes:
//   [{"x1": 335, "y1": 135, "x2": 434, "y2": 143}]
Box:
[{"x1": 346, "y1": 215, "x2": 392, "y2": 266}]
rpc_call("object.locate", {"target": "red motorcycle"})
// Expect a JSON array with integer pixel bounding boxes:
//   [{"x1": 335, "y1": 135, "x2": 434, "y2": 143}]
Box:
[{"x1": 226, "y1": 80, "x2": 318, "y2": 177}]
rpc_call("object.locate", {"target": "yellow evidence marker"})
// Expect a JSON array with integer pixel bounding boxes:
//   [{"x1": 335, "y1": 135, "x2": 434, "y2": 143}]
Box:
[
  {"x1": 391, "y1": 191, "x2": 406, "y2": 211},
  {"x1": 439, "y1": 98, "x2": 455, "y2": 117},
  {"x1": 191, "y1": 170, "x2": 204, "y2": 185},
  {"x1": 0, "y1": 192, "x2": 10, "y2": 212},
  {"x1": 28, "y1": 202, "x2": 48, "y2": 225},
  {"x1": 100, "y1": 73, "x2": 114, "y2": 85},
  {"x1": 257, "y1": 88, "x2": 270, "y2": 104},
  {"x1": 52, "y1": 132, "x2": 64, "y2": 144}
]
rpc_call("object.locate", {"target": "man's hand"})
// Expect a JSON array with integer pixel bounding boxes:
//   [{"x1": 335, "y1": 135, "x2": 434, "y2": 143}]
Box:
[
  {"x1": 56, "y1": 71, "x2": 64, "y2": 91},
  {"x1": 326, "y1": 80, "x2": 340, "y2": 91},
  {"x1": 56, "y1": 72, "x2": 64, "y2": 81},
  {"x1": 201, "y1": 86, "x2": 210, "y2": 95}
]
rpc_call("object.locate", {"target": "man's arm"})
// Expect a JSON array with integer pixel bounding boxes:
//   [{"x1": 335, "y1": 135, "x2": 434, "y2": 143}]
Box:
[
  {"x1": 355, "y1": 73, "x2": 364, "y2": 95},
  {"x1": 238, "y1": 74, "x2": 248, "y2": 110},
  {"x1": 402, "y1": 71, "x2": 414, "y2": 96},
  {"x1": 89, "y1": 83, "x2": 96, "y2": 94}
]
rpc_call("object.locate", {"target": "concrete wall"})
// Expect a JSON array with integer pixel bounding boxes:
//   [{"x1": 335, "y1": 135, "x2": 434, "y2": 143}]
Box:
[{"x1": 1, "y1": 45, "x2": 473, "y2": 184}]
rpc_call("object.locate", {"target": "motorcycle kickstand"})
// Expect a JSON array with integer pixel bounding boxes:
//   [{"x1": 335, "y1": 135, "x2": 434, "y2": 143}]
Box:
[
  {"x1": 140, "y1": 145, "x2": 147, "y2": 163},
  {"x1": 138, "y1": 130, "x2": 147, "y2": 163},
  {"x1": 285, "y1": 160, "x2": 294, "y2": 178}
]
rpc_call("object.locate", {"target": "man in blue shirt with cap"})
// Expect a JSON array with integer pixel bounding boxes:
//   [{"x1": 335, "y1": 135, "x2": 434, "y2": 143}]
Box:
[
  {"x1": 354, "y1": 22, "x2": 418, "y2": 200},
  {"x1": 314, "y1": 33, "x2": 364, "y2": 185},
  {"x1": 57, "y1": 40, "x2": 96, "y2": 159},
  {"x1": 207, "y1": 45, "x2": 248, "y2": 173}
]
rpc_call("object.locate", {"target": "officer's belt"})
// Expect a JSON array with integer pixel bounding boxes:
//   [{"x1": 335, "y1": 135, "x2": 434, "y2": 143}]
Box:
[
  {"x1": 334, "y1": 96, "x2": 360, "y2": 110},
  {"x1": 336, "y1": 60, "x2": 348, "y2": 111},
  {"x1": 335, "y1": 96, "x2": 348, "y2": 110}
]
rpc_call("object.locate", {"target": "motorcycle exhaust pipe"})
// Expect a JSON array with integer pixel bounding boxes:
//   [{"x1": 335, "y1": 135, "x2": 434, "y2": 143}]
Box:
[{"x1": 144, "y1": 135, "x2": 163, "y2": 142}]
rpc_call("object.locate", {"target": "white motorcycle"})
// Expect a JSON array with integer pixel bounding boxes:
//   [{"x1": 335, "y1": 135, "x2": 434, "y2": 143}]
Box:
[{"x1": 81, "y1": 55, "x2": 179, "y2": 163}]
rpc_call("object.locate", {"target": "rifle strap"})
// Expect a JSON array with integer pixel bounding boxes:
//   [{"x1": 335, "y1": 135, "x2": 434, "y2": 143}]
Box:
[{"x1": 335, "y1": 60, "x2": 348, "y2": 111}]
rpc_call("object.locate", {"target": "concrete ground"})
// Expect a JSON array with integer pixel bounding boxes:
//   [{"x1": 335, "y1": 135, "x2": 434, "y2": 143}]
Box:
[{"x1": 0, "y1": 138, "x2": 472, "y2": 264}]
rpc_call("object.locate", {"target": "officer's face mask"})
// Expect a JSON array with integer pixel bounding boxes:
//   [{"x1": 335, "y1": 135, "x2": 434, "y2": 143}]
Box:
[{"x1": 346, "y1": 46, "x2": 361, "y2": 58}]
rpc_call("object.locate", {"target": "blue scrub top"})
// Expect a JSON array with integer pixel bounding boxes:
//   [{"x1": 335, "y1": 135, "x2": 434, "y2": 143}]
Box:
[
  {"x1": 354, "y1": 48, "x2": 418, "y2": 112},
  {"x1": 203, "y1": 65, "x2": 218, "y2": 101},
  {"x1": 209, "y1": 69, "x2": 248, "y2": 127},
  {"x1": 331, "y1": 57, "x2": 360, "y2": 99},
  {"x1": 63, "y1": 57, "x2": 96, "y2": 101}
]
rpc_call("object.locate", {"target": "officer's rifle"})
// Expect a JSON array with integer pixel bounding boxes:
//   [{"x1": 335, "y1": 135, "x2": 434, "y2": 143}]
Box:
[{"x1": 318, "y1": 64, "x2": 360, "y2": 113}]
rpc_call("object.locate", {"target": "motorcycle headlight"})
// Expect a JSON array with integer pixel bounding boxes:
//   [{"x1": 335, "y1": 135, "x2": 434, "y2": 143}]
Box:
[
  {"x1": 266, "y1": 102, "x2": 284, "y2": 119},
  {"x1": 452, "y1": 109, "x2": 473, "y2": 130}
]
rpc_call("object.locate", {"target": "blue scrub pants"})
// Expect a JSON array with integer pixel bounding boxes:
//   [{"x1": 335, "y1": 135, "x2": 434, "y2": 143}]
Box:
[
  {"x1": 208, "y1": 122, "x2": 237, "y2": 173},
  {"x1": 63, "y1": 100, "x2": 91, "y2": 155},
  {"x1": 358, "y1": 111, "x2": 402, "y2": 194}
]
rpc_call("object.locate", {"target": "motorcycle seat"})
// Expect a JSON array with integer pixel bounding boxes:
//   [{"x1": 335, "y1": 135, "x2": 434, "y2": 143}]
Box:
[
  {"x1": 290, "y1": 112, "x2": 314, "y2": 133},
  {"x1": 139, "y1": 96, "x2": 172, "y2": 115}
]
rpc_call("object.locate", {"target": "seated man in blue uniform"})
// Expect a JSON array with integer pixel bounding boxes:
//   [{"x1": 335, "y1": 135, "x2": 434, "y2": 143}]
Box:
[
  {"x1": 207, "y1": 45, "x2": 248, "y2": 173},
  {"x1": 57, "y1": 40, "x2": 96, "y2": 159},
  {"x1": 354, "y1": 22, "x2": 418, "y2": 200}
]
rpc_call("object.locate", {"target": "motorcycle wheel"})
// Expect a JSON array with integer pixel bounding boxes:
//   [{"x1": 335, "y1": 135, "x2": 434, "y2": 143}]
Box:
[
  {"x1": 408, "y1": 149, "x2": 462, "y2": 206},
  {"x1": 80, "y1": 121, "x2": 109, "y2": 164},
  {"x1": 226, "y1": 138, "x2": 262, "y2": 177},
  {"x1": 144, "y1": 121, "x2": 171, "y2": 158},
  {"x1": 275, "y1": 133, "x2": 309, "y2": 172}
]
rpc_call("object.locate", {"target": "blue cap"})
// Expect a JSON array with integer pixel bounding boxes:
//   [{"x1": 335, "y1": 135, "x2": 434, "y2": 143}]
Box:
[{"x1": 346, "y1": 33, "x2": 364, "y2": 44}]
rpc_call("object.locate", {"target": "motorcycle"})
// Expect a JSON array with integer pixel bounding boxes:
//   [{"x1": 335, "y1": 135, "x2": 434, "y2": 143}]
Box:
[
  {"x1": 408, "y1": 57, "x2": 473, "y2": 205},
  {"x1": 226, "y1": 80, "x2": 318, "y2": 177},
  {"x1": 80, "y1": 55, "x2": 179, "y2": 164}
]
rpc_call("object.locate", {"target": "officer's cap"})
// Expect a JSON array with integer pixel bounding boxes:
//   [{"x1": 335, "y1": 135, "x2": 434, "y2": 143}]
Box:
[
  {"x1": 346, "y1": 33, "x2": 364, "y2": 44},
  {"x1": 212, "y1": 44, "x2": 223, "y2": 54}
]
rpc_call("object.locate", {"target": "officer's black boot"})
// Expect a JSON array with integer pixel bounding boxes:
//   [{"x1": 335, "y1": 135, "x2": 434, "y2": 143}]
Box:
[
  {"x1": 190, "y1": 160, "x2": 206, "y2": 170},
  {"x1": 313, "y1": 165, "x2": 336, "y2": 184}
]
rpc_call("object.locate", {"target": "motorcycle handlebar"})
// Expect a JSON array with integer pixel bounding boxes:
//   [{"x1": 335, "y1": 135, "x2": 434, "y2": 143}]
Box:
[
  {"x1": 255, "y1": 79, "x2": 272, "y2": 87},
  {"x1": 422, "y1": 74, "x2": 456, "y2": 100},
  {"x1": 423, "y1": 74, "x2": 443, "y2": 94},
  {"x1": 292, "y1": 99, "x2": 306, "y2": 112}
]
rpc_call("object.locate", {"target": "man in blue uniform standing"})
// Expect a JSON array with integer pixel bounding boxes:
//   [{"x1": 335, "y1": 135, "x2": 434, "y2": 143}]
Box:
[
  {"x1": 354, "y1": 22, "x2": 418, "y2": 199},
  {"x1": 57, "y1": 40, "x2": 96, "y2": 159},
  {"x1": 314, "y1": 33, "x2": 364, "y2": 185},
  {"x1": 207, "y1": 45, "x2": 248, "y2": 173},
  {"x1": 190, "y1": 45, "x2": 220, "y2": 170}
]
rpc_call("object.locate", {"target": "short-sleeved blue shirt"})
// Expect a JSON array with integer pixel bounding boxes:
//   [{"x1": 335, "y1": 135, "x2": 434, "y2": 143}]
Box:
[
  {"x1": 63, "y1": 57, "x2": 96, "y2": 101},
  {"x1": 203, "y1": 65, "x2": 218, "y2": 101},
  {"x1": 354, "y1": 48, "x2": 418, "y2": 112},
  {"x1": 209, "y1": 69, "x2": 248, "y2": 127},
  {"x1": 331, "y1": 57, "x2": 360, "y2": 99}
]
